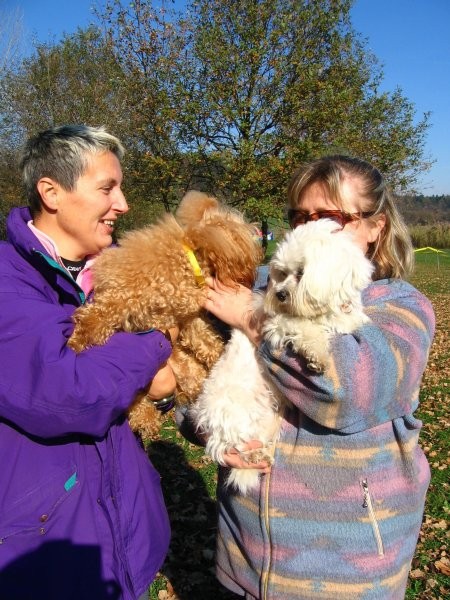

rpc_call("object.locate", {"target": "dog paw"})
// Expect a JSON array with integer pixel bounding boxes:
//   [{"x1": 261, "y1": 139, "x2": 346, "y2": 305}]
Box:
[
  {"x1": 304, "y1": 353, "x2": 328, "y2": 372},
  {"x1": 262, "y1": 324, "x2": 289, "y2": 350},
  {"x1": 236, "y1": 446, "x2": 274, "y2": 466},
  {"x1": 306, "y1": 360, "x2": 325, "y2": 373},
  {"x1": 67, "y1": 335, "x2": 84, "y2": 353}
]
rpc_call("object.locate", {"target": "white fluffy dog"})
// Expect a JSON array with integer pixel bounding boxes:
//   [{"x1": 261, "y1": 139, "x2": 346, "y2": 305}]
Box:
[
  {"x1": 191, "y1": 219, "x2": 374, "y2": 494},
  {"x1": 263, "y1": 218, "x2": 374, "y2": 371}
]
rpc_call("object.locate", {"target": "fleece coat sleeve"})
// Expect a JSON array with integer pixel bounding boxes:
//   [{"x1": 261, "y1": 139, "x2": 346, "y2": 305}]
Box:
[{"x1": 259, "y1": 279, "x2": 435, "y2": 433}]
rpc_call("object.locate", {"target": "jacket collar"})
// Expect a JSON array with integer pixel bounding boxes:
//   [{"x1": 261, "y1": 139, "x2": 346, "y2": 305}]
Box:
[
  {"x1": 7, "y1": 206, "x2": 46, "y2": 259},
  {"x1": 7, "y1": 206, "x2": 89, "y2": 303}
]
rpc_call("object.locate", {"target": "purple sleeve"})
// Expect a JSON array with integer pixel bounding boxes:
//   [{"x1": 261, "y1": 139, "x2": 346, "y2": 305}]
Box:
[{"x1": 0, "y1": 293, "x2": 171, "y2": 438}]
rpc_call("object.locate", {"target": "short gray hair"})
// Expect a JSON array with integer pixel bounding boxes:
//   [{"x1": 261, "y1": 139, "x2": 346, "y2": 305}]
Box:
[{"x1": 20, "y1": 124, "x2": 125, "y2": 216}]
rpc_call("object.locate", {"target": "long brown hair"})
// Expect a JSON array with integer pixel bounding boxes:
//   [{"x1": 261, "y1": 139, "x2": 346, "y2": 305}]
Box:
[{"x1": 287, "y1": 155, "x2": 413, "y2": 280}]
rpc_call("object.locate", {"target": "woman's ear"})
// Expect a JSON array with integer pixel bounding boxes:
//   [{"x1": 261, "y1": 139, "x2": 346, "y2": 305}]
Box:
[
  {"x1": 36, "y1": 177, "x2": 60, "y2": 211},
  {"x1": 368, "y1": 213, "x2": 386, "y2": 244}
]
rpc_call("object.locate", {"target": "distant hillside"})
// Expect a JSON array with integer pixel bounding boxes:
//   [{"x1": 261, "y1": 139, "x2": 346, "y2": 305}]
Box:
[
  {"x1": 2, "y1": 193, "x2": 450, "y2": 243},
  {"x1": 396, "y1": 194, "x2": 450, "y2": 225}
]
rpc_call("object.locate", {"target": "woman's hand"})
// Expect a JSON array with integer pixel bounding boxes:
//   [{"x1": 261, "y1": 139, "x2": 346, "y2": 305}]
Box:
[
  {"x1": 203, "y1": 277, "x2": 263, "y2": 345},
  {"x1": 143, "y1": 326, "x2": 179, "y2": 400},
  {"x1": 146, "y1": 361, "x2": 176, "y2": 400},
  {"x1": 167, "y1": 325, "x2": 179, "y2": 345},
  {"x1": 222, "y1": 440, "x2": 272, "y2": 473}
]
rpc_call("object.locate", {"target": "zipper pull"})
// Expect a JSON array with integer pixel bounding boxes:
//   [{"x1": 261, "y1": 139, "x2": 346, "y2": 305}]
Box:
[{"x1": 361, "y1": 479, "x2": 369, "y2": 508}]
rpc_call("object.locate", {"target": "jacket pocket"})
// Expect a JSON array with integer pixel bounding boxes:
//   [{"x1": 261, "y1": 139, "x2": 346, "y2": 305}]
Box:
[
  {"x1": 0, "y1": 465, "x2": 78, "y2": 545},
  {"x1": 361, "y1": 478, "x2": 384, "y2": 557}
]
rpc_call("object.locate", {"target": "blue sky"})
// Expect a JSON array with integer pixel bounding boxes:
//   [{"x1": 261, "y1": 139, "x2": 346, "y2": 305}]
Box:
[{"x1": 3, "y1": 0, "x2": 450, "y2": 195}]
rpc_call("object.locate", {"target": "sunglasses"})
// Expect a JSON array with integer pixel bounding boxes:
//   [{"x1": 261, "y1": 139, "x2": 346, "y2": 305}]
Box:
[{"x1": 287, "y1": 209, "x2": 375, "y2": 229}]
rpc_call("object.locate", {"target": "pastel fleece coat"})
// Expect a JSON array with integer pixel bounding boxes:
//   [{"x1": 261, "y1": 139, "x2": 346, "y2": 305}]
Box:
[
  {"x1": 0, "y1": 207, "x2": 172, "y2": 600},
  {"x1": 216, "y1": 279, "x2": 435, "y2": 600}
]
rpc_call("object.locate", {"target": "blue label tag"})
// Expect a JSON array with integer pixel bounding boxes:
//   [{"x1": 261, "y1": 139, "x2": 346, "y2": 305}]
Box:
[{"x1": 64, "y1": 472, "x2": 77, "y2": 492}]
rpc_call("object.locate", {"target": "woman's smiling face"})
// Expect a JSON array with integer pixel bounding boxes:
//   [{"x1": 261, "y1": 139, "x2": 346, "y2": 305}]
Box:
[{"x1": 36, "y1": 151, "x2": 129, "y2": 260}]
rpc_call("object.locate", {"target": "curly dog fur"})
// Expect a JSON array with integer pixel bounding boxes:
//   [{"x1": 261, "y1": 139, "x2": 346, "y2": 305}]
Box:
[
  {"x1": 68, "y1": 191, "x2": 262, "y2": 439},
  {"x1": 191, "y1": 219, "x2": 374, "y2": 494}
]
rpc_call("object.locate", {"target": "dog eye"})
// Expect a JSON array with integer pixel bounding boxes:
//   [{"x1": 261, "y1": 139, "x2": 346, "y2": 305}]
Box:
[
  {"x1": 296, "y1": 269, "x2": 303, "y2": 280},
  {"x1": 271, "y1": 268, "x2": 286, "y2": 281}
]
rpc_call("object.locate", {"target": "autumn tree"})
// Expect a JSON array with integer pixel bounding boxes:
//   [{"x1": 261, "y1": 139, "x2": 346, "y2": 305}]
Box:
[
  {"x1": 176, "y1": 0, "x2": 430, "y2": 220},
  {"x1": 0, "y1": 4, "x2": 25, "y2": 236},
  {"x1": 0, "y1": 24, "x2": 164, "y2": 231},
  {"x1": 5, "y1": 29, "x2": 122, "y2": 132},
  {"x1": 99, "y1": 0, "x2": 197, "y2": 218},
  {"x1": 0, "y1": 27, "x2": 128, "y2": 219},
  {"x1": 96, "y1": 0, "x2": 431, "y2": 236},
  {"x1": 1, "y1": 0, "x2": 432, "y2": 236}
]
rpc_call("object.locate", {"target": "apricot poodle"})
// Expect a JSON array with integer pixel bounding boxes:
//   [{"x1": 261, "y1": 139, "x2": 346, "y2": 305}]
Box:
[{"x1": 68, "y1": 191, "x2": 262, "y2": 439}]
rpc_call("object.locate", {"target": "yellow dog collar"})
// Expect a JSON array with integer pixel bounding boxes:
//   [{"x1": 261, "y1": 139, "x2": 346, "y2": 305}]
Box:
[{"x1": 182, "y1": 244, "x2": 206, "y2": 287}]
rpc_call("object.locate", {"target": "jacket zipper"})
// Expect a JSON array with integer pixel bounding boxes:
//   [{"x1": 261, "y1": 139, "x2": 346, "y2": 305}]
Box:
[
  {"x1": 261, "y1": 421, "x2": 281, "y2": 600},
  {"x1": 109, "y1": 428, "x2": 136, "y2": 598},
  {"x1": 361, "y1": 479, "x2": 384, "y2": 557},
  {"x1": 34, "y1": 251, "x2": 86, "y2": 304},
  {"x1": 261, "y1": 465, "x2": 272, "y2": 600},
  {"x1": 261, "y1": 410, "x2": 286, "y2": 599}
]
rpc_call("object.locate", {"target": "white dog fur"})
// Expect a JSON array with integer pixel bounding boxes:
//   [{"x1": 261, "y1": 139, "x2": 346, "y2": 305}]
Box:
[{"x1": 191, "y1": 219, "x2": 374, "y2": 494}]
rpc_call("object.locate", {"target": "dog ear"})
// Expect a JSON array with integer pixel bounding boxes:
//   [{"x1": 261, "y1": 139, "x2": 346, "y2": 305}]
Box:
[
  {"x1": 298, "y1": 261, "x2": 336, "y2": 314},
  {"x1": 336, "y1": 258, "x2": 373, "y2": 310},
  {"x1": 191, "y1": 221, "x2": 262, "y2": 288},
  {"x1": 309, "y1": 241, "x2": 373, "y2": 311},
  {"x1": 175, "y1": 191, "x2": 219, "y2": 227},
  {"x1": 294, "y1": 230, "x2": 371, "y2": 314},
  {"x1": 177, "y1": 193, "x2": 262, "y2": 288}
]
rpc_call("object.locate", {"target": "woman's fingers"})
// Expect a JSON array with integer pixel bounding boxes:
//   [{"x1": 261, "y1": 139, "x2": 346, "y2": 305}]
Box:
[{"x1": 222, "y1": 440, "x2": 272, "y2": 473}]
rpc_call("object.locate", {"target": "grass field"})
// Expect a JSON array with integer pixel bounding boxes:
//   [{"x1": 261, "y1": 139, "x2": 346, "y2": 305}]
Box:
[
  {"x1": 147, "y1": 249, "x2": 450, "y2": 600},
  {"x1": 405, "y1": 250, "x2": 450, "y2": 600}
]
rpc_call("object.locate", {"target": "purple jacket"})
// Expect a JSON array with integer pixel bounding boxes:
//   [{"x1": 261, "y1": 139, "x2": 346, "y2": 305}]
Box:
[{"x1": 0, "y1": 207, "x2": 172, "y2": 600}]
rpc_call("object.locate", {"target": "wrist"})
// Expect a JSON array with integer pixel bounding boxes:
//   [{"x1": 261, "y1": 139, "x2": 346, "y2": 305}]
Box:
[
  {"x1": 158, "y1": 329, "x2": 173, "y2": 348},
  {"x1": 137, "y1": 328, "x2": 173, "y2": 348},
  {"x1": 241, "y1": 310, "x2": 264, "y2": 345},
  {"x1": 151, "y1": 393, "x2": 176, "y2": 413}
]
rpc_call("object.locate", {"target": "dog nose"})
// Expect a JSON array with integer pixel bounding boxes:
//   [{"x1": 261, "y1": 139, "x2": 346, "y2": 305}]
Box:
[{"x1": 276, "y1": 290, "x2": 288, "y2": 302}]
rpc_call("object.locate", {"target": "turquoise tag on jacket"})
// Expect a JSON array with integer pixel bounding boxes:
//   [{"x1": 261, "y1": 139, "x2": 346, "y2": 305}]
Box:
[{"x1": 64, "y1": 472, "x2": 77, "y2": 492}]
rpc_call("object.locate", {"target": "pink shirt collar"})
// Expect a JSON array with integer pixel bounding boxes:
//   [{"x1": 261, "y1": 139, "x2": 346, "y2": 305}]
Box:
[{"x1": 27, "y1": 220, "x2": 96, "y2": 295}]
